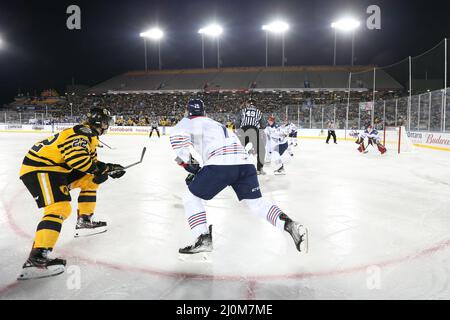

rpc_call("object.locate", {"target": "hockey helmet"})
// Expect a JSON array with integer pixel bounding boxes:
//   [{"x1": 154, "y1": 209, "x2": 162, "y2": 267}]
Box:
[
  {"x1": 247, "y1": 98, "x2": 256, "y2": 106},
  {"x1": 187, "y1": 98, "x2": 205, "y2": 117},
  {"x1": 86, "y1": 107, "x2": 113, "y2": 136}
]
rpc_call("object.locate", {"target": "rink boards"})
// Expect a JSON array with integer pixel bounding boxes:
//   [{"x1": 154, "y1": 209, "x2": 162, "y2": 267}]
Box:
[{"x1": 1, "y1": 123, "x2": 450, "y2": 152}]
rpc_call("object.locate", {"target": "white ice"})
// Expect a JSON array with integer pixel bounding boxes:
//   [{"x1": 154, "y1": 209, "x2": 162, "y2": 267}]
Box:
[{"x1": 0, "y1": 132, "x2": 449, "y2": 300}]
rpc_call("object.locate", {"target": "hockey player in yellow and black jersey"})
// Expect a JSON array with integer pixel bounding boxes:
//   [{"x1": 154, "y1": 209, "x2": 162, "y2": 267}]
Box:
[{"x1": 18, "y1": 108, "x2": 126, "y2": 280}]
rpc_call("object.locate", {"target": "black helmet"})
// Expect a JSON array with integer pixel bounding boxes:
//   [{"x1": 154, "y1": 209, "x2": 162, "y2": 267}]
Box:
[
  {"x1": 86, "y1": 107, "x2": 112, "y2": 135},
  {"x1": 247, "y1": 98, "x2": 256, "y2": 106},
  {"x1": 187, "y1": 98, "x2": 205, "y2": 117}
]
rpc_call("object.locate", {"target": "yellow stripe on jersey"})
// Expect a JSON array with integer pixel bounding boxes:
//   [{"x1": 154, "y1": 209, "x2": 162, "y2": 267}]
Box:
[
  {"x1": 25, "y1": 152, "x2": 55, "y2": 166},
  {"x1": 43, "y1": 173, "x2": 55, "y2": 204},
  {"x1": 36, "y1": 173, "x2": 47, "y2": 205},
  {"x1": 37, "y1": 173, "x2": 54, "y2": 206},
  {"x1": 61, "y1": 147, "x2": 88, "y2": 157},
  {"x1": 20, "y1": 125, "x2": 98, "y2": 177},
  {"x1": 69, "y1": 156, "x2": 93, "y2": 171}
]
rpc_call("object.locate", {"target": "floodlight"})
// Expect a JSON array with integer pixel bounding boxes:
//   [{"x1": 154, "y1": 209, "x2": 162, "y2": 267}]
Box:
[
  {"x1": 331, "y1": 18, "x2": 360, "y2": 32},
  {"x1": 140, "y1": 28, "x2": 164, "y2": 40},
  {"x1": 262, "y1": 21, "x2": 289, "y2": 34},
  {"x1": 198, "y1": 24, "x2": 223, "y2": 37}
]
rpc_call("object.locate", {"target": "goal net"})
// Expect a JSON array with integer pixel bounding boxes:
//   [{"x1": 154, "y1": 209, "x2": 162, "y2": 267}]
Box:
[{"x1": 383, "y1": 126, "x2": 414, "y2": 153}]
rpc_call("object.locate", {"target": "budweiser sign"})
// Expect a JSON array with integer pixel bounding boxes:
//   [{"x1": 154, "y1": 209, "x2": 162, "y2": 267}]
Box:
[{"x1": 426, "y1": 134, "x2": 450, "y2": 146}]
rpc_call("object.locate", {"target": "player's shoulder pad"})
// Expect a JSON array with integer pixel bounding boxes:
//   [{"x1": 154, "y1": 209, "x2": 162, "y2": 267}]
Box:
[{"x1": 73, "y1": 125, "x2": 95, "y2": 138}]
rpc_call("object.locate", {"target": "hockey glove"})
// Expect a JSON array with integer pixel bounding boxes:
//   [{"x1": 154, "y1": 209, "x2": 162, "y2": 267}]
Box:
[
  {"x1": 93, "y1": 162, "x2": 125, "y2": 181},
  {"x1": 106, "y1": 163, "x2": 126, "y2": 179},
  {"x1": 94, "y1": 161, "x2": 108, "y2": 175},
  {"x1": 185, "y1": 173, "x2": 196, "y2": 186},
  {"x1": 182, "y1": 163, "x2": 201, "y2": 174},
  {"x1": 93, "y1": 173, "x2": 108, "y2": 184},
  {"x1": 175, "y1": 157, "x2": 201, "y2": 174}
]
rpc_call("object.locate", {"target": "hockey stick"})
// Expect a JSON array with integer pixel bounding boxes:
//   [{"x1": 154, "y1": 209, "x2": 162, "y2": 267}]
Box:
[
  {"x1": 99, "y1": 139, "x2": 116, "y2": 150},
  {"x1": 106, "y1": 147, "x2": 147, "y2": 177},
  {"x1": 122, "y1": 147, "x2": 147, "y2": 170}
]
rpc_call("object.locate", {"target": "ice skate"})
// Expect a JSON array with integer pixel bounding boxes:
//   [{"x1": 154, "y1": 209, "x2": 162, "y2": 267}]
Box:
[
  {"x1": 281, "y1": 215, "x2": 309, "y2": 253},
  {"x1": 178, "y1": 225, "x2": 213, "y2": 262},
  {"x1": 257, "y1": 168, "x2": 267, "y2": 175},
  {"x1": 18, "y1": 248, "x2": 66, "y2": 280},
  {"x1": 274, "y1": 165, "x2": 286, "y2": 175},
  {"x1": 75, "y1": 214, "x2": 107, "y2": 238}
]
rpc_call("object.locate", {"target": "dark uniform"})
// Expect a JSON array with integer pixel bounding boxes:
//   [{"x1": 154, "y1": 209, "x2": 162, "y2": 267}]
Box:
[
  {"x1": 235, "y1": 100, "x2": 266, "y2": 174},
  {"x1": 326, "y1": 121, "x2": 337, "y2": 144}
]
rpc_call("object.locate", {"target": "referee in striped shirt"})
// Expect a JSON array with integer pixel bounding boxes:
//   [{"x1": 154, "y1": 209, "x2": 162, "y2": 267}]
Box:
[{"x1": 235, "y1": 98, "x2": 267, "y2": 175}]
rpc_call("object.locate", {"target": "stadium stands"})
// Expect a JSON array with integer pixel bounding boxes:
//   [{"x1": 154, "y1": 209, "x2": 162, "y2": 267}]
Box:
[{"x1": 88, "y1": 66, "x2": 403, "y2": 93}]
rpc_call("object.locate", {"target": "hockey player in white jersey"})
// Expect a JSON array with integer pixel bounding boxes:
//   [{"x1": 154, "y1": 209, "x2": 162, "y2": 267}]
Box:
[
  {"x1": 286, "y1": 122, "x2": 298, "y2": 147},
  {"x1": 265, "y1": 116, "x2": 290, "y2": 174},
  {"x1": 284, "y1": 122, "x2": 298, "y2": 156},
  {"x1": 356, "y1": 124, "x2": 387, "y2": 154},
  {"x1": 170, "y1": 99, "x2": 308, "y2": 256},
  {"x1": 264, "y1": 126, "x2": 272, "y2": 164}
]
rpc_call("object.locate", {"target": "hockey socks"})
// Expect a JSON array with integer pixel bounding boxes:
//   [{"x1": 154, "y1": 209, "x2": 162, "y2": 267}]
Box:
[
  {"x1": 243, "y1": 198, "x2": 286, "y2": 230},
  {"x1": 183, "y1": 190, "x2": 209, "y2": 237}
]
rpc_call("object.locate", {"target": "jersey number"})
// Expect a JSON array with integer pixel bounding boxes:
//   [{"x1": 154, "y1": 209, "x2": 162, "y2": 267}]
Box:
[
  {"x1": 72, "y1": 138, "x2": 87, "y2": 149},
  {"x1": 246, "y1": 110, "x2": 257, "y2": 118},
  {"x1": 31, "y1": 134, "x2": 60, "y2": 153}
]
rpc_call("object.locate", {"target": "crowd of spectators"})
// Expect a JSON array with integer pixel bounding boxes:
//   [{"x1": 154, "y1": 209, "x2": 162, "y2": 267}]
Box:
[{"x1": 3, "y1": 89, "x2": 449, "y2": 131}]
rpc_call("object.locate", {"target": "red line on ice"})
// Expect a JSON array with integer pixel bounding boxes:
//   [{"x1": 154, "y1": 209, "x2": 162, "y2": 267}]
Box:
[{"x1": 1, "y1": 186, "x2": 450, "y2": 297}]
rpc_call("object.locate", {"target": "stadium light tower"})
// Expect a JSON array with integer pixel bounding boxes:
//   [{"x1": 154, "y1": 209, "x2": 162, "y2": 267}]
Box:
[
  {"x1": 331, "y1": 18, "x2": 360, "y2": 66},
  {"x1": 140, "y1": 27, "x2": 164, "y2": 71},
  {"x1": 262, "y1": 21, "x2": 289, "y2": 67},
  {"x1": 198, "y1": 24, "x2": 223, "y2": 69}
]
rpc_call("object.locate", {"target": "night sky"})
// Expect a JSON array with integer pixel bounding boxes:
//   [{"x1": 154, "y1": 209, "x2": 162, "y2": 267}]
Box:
[{"x1": 0, "y1": 0, "x2": 449, "y2": 105}]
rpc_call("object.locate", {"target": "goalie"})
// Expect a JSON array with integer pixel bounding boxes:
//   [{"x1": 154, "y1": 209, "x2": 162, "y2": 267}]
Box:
[{"x1": 356, "y1": 124, "x2": 387, "y2": 154}]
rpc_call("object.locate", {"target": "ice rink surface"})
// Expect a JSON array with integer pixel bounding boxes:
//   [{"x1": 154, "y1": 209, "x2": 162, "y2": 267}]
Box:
[{"x1": 0, "y1": 132, "x2": 449, "y2": 300}]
